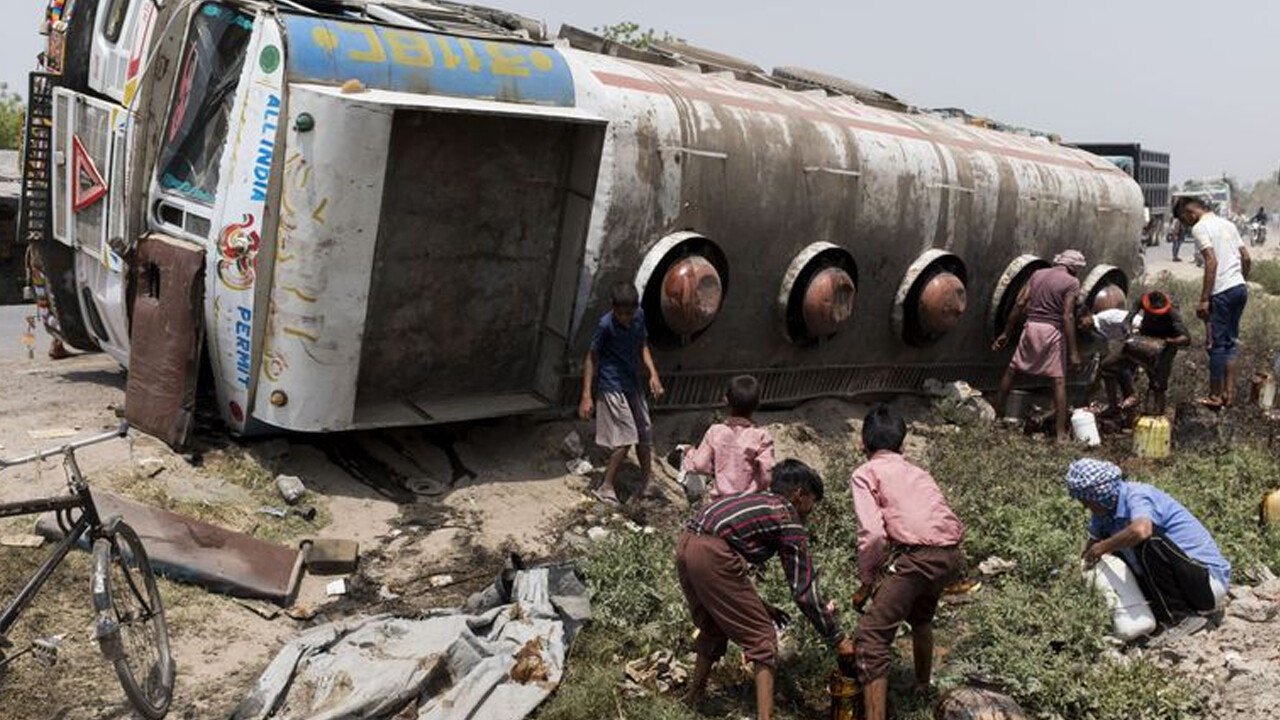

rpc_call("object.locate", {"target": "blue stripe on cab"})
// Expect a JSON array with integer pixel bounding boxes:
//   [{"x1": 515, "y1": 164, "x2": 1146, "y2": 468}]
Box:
[{"x1": 281, "y1": 14, "x2": 576, "y2": 107}]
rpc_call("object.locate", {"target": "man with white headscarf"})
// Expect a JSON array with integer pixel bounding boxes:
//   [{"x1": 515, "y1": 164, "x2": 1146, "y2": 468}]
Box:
[
  {"x1": 992, "y1": 250, "x2": 1087, "y2": 441},
  {"x1": 1065, "y1": 459, "x2": 1230, "y2": 638}
]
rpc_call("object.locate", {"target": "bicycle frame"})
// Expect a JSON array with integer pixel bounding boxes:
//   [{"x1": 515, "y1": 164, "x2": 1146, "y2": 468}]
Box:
[{"x1": 0, "y1": 423, "x2": 126, "y2": 645}]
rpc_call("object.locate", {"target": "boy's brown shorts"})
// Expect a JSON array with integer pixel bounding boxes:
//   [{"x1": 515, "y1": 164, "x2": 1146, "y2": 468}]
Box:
[
  {"x1": 675, "y1": 531, "x2": 777, "y2": 666},
  {"x1": 854, "y1": 545, "x2": 963, "y2": 682}
]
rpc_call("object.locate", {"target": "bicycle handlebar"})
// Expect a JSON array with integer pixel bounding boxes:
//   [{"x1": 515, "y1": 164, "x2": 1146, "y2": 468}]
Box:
[{"x1": 0, "y1": 422, "x2": 130, "y2": 469}]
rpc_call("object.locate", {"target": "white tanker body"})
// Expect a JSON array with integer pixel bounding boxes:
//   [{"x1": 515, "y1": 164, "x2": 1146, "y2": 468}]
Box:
[{"x1": 26, "y1": 1, "x2": 1142, "y2": 442}]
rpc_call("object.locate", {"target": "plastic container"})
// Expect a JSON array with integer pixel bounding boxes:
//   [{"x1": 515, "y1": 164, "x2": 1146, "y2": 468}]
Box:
[
  {"x1": 1251, "y1": 372, "x2": 1276, "y2": 410},
  {"x1": 1071, "y1": 408, "x2": 1101, "y2": 447},
  {"x1": 1084, "y1": 554, "x2": 1157, "y2": 641},
  {"x1": 1133, "y1": 416, "x2": 1171, "y2": 459}
]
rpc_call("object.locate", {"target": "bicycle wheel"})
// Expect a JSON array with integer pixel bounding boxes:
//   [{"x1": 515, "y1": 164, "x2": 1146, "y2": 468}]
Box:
[{"x1": 92, "y1": 518, "x2": 174, "y2": 719}]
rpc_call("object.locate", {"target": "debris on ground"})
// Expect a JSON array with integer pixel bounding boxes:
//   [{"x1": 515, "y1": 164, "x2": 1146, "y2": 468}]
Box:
[
  {"x1": 275, "y1": 474, "x2": 307, "y2": 505},
  {"x1": 565, "y1": 458, "x2": 594, "y2": 476},
  {"x1": 925, "y1": 379, "x2": 997, "y2": 426},
  {"x1": 1172, "y1": 401, "x2": 1232, "y2": 449},
  {"x1": 620, "y1": 650, "x2": 689, "y2": 697},
  {"x1": 511, "y1": 637, "x2": 550, "y2": 684},
  {"x1": 35, "y1": 491, "x2": 304, "y2": 604},
  {"x1": 1142, "y1": 578, "x2": 1280, "y2": 719},
  {"x1": 561, "y1": 431, "x2": 585, "y2": 460},
  {"x1": 935, "y1": 684, "x2": 1028, "y2": 719},
  {"x1": 301, "y1": 538, "x2": 360, "y2": 575},
  {"x1": 232, "y1": 566, "x2": 588, "y2": 720},
  {"x1": 977, "y1": 556, "x2": 1018, "y2": 576}
]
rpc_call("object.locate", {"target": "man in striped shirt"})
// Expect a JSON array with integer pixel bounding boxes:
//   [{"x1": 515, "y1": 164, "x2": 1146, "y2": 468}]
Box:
[{"x1": 677, "y1": 459, "x2": 854, "y2": 720}]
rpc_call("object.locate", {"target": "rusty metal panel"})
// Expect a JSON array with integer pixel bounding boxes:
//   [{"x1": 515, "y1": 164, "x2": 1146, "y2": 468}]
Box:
[
  {"x1": 124, "y1": 235, "x2": 205, "y2": 448},
  {"x1": 37, "y1": 491, "x2": 301, "y2": 604}
]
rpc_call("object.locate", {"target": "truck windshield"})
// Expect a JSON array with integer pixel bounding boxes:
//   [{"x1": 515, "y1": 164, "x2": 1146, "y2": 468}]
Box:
[{"x1": 157, "y1": 3, "x2": 253, "y2": 206}]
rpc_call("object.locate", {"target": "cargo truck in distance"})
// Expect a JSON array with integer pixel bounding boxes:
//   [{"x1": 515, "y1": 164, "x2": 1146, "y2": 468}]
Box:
[
  {"x1": 1069, "y1": 143, "x2": 1170, "y2": 248},
  {"x1": 20, "y1": 0, "x2": 1143, "y2": 446}
]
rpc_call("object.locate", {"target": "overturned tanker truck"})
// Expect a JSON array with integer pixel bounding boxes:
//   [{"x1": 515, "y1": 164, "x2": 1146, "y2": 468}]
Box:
[{"x1": 21, "y1": 0, "x2": 1142, "y2": 444}]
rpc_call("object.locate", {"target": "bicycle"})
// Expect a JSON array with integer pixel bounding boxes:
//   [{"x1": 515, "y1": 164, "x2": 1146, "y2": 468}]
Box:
[{"x1": 0, "y1": 423, "x2": 174, "y2": 718}]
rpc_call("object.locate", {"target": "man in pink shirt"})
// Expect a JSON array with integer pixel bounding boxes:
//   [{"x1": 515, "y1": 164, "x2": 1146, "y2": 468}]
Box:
[
  {"x1": 849, "y1": 406, "x2": 964, "y2": 720},
  {"x1": 682, "y1": 375, "x2": 776, "y2": 499}
]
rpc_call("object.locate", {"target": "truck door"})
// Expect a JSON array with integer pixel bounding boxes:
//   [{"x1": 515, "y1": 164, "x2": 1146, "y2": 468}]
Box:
[
  {"x1": 50, "y1": 87, "x2": 131, "y2": 362},
  {"x1": 124, "y1": 235, "x2": 205, "y2": 448}
]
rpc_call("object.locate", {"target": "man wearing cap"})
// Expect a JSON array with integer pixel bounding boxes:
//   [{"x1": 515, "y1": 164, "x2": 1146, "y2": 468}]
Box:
[
  {"x1": 1126, "y1": 291, "x2": 1191, "y2": 414},
  {"x1": 992, "y1": 250, "x2": 1086, "y2": 441},
  {"x1": 1174, "y1": 196, "x2": 1251, "y2": 408},
  {"x1": 1065, "y1": 459, "x2": 1230, "y2": 637}
]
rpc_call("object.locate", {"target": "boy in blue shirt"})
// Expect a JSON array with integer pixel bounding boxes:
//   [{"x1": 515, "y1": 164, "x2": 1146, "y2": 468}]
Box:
[
  {"x1": 578, "y1": 282, "x2": 665, "y2": 504},
  {"x1": 1066, "y1": 459, "x2": 1230, "y2": 637}
]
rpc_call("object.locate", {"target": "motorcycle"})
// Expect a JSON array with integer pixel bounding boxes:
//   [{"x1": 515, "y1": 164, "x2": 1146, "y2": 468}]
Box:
[{"x1": 1250, "y1": 221, "x2": 1268, "y2": 247}]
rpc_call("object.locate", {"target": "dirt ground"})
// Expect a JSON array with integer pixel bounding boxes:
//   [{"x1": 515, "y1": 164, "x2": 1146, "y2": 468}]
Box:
[
  {"x1": 0, "y1": 349, "x2": 608, "y2": 719},
  {"x1": 1, "y1": 335, "x2": 1277, "y2": 719},
  {"x1": 0, "y1": 345, "x2": 891, "y2": 719}
]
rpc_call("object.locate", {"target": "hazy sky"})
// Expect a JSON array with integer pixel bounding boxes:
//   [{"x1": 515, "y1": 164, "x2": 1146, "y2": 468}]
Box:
[{"x1": 4, "y1": 1, "x2": 1276, "y2": 184}]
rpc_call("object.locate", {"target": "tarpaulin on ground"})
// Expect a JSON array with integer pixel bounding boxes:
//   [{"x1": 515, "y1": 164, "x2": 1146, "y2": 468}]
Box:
[{"x1": 232, "y1": 566, "x2": 590, "y2": 720}]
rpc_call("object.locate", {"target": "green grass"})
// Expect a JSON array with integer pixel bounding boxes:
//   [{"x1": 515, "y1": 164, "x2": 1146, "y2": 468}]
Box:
[
  {"x1": 1247, "y1": 259, "x2": 1280, "y2": 296},
  {"x1": 539, "y1": 274, "x2": 1280, "y2": 720},
  {"x1": 111, "y1": 451, "x2": 331, "y2": 544},
  {"x1": 541, "y1": 425, "x2": 1249, "y2": 720}
]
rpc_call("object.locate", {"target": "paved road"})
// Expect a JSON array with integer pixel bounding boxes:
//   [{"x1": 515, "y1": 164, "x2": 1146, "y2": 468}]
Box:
[{"x1": 1141, "y1": 223, "x2": 1280, "y2": 285}]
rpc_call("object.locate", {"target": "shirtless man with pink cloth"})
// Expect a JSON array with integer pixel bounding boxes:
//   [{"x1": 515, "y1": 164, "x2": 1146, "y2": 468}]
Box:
[{"x1": 992, "y1": 250, "x2": 1086, "y2": 441}]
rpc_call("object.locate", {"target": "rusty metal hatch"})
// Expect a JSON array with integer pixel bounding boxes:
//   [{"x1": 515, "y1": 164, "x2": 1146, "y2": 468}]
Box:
[
  {"x1": 124, "y1": 235, "x2": 205, "y2": 448},
  {"x1": 356, "y1": 110, "x2": 604, "y2": 422}
]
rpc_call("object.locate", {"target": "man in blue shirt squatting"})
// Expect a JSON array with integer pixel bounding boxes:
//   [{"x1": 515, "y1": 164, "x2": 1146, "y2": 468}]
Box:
[
  {"x1": 1065, "y1": 459, "x2": 1230, "y2": 638},
  {"x1": 578, "y1": 282, "x2": 665, "y2": 505}
]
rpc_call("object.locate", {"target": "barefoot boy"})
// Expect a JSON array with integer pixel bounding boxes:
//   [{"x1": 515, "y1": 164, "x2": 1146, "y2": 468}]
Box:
[
  {"x1": 850, "y1": 406, "x2": 964, "y2": 720},
  {"x1": 682, "y1": 375, "x2": 775, "y2": 499},
  {"x1": 578, "y1": 282, "x2": 664, "y2": 504},
  {"x1": 678, "y1": 459, "x2": 855, "y2": 720}
]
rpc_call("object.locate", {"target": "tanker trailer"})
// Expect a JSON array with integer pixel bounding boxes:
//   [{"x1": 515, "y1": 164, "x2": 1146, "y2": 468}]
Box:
[{"x1": 22, "y1": 1, "x2": 1142, "y2": 442}]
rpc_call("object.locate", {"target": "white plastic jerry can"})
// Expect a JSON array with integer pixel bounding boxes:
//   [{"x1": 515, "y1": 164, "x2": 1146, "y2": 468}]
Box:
[
  {"x1": 1071, "y1": 408, "x2": 1102, "y2": 447},
  {"x1": 1084, "y1": 554, "x2": 1157, "y2": 641}
]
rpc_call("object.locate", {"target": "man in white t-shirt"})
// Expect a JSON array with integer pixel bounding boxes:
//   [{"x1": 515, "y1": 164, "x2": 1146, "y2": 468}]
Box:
[{"x1": 1174, "y1": 196, "x2": 1251, "y2": 407}]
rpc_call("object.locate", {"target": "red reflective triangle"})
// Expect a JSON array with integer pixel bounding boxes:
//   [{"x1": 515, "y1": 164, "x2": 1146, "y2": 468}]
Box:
[{"x1": 71, "y1": 136, "x2": 108, "y2": 213}]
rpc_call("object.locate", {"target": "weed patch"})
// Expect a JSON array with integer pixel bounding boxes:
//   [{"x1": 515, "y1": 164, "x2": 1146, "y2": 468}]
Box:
[
  {"x1": 949, "y1": 579, "x2": 1200, "y2": 719},
  {"x1": 1247, "y1": 258, "x2": 1280, "y2": 296}
]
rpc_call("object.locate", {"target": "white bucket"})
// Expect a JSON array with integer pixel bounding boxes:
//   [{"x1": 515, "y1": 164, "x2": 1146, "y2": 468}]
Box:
[
  {"x1": 1084, "y1": 554, "x2": 1157, "y2": 641},
  {"x1": 1071, "y1": 408, "x2": 1101, "y2": 447}
]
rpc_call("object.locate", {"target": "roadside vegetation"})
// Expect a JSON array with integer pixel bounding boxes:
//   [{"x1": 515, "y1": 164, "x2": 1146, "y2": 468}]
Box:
[
  {"x1": 539, "y1": 275, "x2": 1280, "y2": 720},
  {"x1": 0, "y1": 83, "x2": 23, "y2": 150}
]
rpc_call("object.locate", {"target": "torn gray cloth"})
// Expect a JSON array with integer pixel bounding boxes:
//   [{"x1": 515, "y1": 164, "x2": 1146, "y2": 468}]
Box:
[{"x1": 232, "y1": 568, "x2": 589, "y2": 720}]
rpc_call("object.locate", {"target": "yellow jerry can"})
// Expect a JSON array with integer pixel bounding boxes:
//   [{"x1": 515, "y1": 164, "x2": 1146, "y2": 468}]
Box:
[{"x1": 1133, "y1": 416, "x2": 1171, "y2": 459}]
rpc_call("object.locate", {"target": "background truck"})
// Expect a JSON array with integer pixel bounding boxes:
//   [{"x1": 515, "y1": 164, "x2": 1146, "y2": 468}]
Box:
[{"x1": 1070, "y1": 143, "x2": 1170, "y2": 247}]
